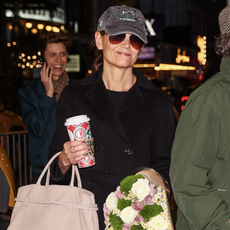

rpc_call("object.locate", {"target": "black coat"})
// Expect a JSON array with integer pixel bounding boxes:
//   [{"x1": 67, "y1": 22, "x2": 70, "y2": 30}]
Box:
[{"x1": 49, "y1": 67, "x2": 175, "y2": 229}]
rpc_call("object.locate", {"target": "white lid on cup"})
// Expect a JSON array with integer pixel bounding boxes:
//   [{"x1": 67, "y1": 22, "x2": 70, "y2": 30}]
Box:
[{"x1": 64, "y1": 115, "x2": 90, "y2": 126}]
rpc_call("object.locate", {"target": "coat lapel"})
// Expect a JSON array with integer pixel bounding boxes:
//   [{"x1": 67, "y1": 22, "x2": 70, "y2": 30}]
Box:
[
  {"x1": 116, "y1": 82, "x2": 145, "y2": 114},
  {"x1": 83, "y1": 67, "x2": 152, "y2": 143},
  {"x1": 86, "y1": 78, "x2": 130, "y2": 141}
]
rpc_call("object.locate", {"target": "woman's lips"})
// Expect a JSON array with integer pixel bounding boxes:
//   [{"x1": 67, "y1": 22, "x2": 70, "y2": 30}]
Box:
[{"x1": 117, "y1": 52, "x2": 131, "y2": 56}]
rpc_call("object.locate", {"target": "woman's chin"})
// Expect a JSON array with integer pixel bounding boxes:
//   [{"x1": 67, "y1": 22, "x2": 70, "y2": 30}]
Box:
[{"x1": 52, "y1": 74, "x2": 61, "y2": 81}]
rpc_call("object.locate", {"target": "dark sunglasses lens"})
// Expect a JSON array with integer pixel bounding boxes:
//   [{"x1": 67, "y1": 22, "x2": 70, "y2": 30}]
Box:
[
  {"x1": 109, "y1": 34, "x2": 126, "y2": 45},
  {"x1": 130, "y1": 35, "x2": 144, "y2": 50}
]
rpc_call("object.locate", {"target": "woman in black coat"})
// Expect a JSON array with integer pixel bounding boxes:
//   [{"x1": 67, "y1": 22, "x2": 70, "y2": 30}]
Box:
[{"x1": 49, "y1": 5, "x2": 175, "y2": 229}]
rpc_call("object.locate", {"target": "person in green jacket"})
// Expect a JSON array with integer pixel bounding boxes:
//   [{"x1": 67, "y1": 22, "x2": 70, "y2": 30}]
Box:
[
  {"x1": 170, "y1": 5, "x2": 230, "y2": 230},
  {"x1": 19, "y1": 32, "x2": 72, "y2": 183}
]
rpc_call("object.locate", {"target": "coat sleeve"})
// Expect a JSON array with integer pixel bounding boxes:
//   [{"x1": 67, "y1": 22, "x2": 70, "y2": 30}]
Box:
[
  {"x1": 49, "y1": 86, "x2": 72, "y2": 184},
  {"x1": 18, "y1": 82, "x2": 56, "y2": 138},
  {"x1": 170, "y1": 96, "x2": 230, "y2": 229},
  {"x1": 49, "y1": 86, "x2": 70, "y2": 158},
  {"x1": 150, "y1": 95, "x2": 175, "y2": 186}
]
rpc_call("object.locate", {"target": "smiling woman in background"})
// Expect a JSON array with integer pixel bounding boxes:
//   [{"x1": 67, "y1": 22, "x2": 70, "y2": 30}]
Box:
[
  {"x1": 49, "y1": 5, "x2": 175, "y2": 229},
  {"x1": 19, "y1": 31, "x2": 73, "y2": 183}
]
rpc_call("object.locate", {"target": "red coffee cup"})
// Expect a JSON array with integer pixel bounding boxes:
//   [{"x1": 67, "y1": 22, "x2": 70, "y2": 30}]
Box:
[{"x1": 65, "y1": 115, "x2": 95, "y2": 168}]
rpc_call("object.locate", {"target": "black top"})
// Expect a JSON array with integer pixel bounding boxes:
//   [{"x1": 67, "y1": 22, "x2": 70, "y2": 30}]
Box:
[{"x1": 106, "y1": 89, "x2": 128, "y2": 106}]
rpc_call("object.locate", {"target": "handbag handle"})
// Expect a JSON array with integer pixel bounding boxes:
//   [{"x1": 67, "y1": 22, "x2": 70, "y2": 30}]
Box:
[{"x1": 36, "y1": 151, "x2": 82, "y2": 188}]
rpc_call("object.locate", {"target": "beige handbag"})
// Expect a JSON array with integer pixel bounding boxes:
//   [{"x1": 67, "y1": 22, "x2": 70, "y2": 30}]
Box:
[{"x1": 7, "y1": 152, "x2": 99, "y2": 230}]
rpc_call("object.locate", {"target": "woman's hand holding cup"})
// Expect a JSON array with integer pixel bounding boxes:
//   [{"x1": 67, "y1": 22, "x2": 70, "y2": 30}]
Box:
[
  {"x1": 58, "y1": 114, "x2": 95, "y2": 174},
  {"x1": 58, "y1": 140, "x2": 90, "y2": 174}
]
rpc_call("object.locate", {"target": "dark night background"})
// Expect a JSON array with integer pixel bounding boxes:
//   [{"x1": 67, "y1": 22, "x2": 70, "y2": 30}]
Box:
[{"x1": 0, "y1": 0, "x2": 226, "y2": 116}]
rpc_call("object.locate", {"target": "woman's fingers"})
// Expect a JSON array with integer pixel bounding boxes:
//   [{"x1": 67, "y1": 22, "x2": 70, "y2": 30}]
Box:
[
  {"x1": 40, "y1": 62, "x2": 46, "y2": 81},
  {"x1": 62, "y1": 141, "x2": 89, "y2": 165},
  {"x1": 48, "y1": 68, "x2": 53, "y2": 82},
  {"x1": 45, "y1": 62, "x2": 50, "y2": 78},
  {"x1": 40, "y1": 63, "x2": 54, "y2": 97}
]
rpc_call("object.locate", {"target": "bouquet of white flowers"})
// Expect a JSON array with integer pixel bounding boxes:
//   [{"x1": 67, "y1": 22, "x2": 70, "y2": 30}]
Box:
[{"x1": 103, "y1": 169, "x2": 174, "y2": 230}]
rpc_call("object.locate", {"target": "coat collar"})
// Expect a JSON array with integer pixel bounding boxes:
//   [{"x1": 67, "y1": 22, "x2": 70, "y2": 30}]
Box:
[
  {"x1": 220, "y1": 57, "x2": 230, "y2": 81},
  {"x1": 82, "y1": 67, "x2": 155, "y2": 142}
]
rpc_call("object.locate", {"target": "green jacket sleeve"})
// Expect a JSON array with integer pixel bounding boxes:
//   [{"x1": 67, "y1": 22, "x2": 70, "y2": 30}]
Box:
[{"x1": 170, "y1": 94, "x2": 230, "y2": 229}]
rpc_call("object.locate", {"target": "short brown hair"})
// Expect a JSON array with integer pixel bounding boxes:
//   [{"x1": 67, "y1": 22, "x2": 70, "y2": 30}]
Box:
[
  {"x1": 39, "y1": 31, "x2": 68, "y2": 57},
  {"x1": 215, "y1": 33, "x2": 230, "y2": 57}
]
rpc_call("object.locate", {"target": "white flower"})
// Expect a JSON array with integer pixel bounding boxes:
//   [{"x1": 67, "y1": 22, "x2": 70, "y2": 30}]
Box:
[
  {"x1": 148, "y1": 215, "x2": 168, "y2": 230},
  {"x1": 106, "y1": 192, "x2": 118, "y2": 210},
  {"x1": 131, "y1": 178, "x2": 150, "y2": 201},
  {"x1": 120, "y1": 206, "x2": 138, "y2": 224}
]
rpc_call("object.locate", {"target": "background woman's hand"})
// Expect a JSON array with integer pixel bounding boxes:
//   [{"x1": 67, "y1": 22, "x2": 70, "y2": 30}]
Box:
[
  {"x1": 40, "y1": 62, "x2": 54, "y2": 98},
  {"x1": 58, "y1": 140, "x2": 90, "y2": 174}
]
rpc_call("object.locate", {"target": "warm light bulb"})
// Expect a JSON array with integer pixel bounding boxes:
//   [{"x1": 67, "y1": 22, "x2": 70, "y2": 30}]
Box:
[
  {"x1": 46, "y1": 25, "x2": 52, "y2": 31},
  {"x1": 25, "y1": 22, "x2": 32, "y2": 29},
  {"x1": 31, "y1": 28, "x2": 38, "y2": 34},
  {"x1": 37, "y1": 24, "x2": 44, "y2": 30},
  {"x1": 52, "y1": 26, "x2": 60, "y2": 33}
]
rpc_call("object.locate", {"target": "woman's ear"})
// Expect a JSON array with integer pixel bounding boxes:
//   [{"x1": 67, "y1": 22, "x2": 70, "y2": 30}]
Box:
[{"x1": 95, "y1": 31, "x2": 103, "y2": 50}]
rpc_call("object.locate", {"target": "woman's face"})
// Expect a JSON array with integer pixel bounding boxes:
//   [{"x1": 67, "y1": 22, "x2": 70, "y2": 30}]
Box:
[
  {"x1": 44, "y1": 42, "x2": 68, "y2": 79},
  {"x1": 95, "y1": 32, "x2": 140, "y2": 69}
]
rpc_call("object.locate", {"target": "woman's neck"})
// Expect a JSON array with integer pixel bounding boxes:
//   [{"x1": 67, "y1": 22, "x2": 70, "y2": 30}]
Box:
[{"x1": 102, "y1": 66, "x2": 136, "y2": 92}]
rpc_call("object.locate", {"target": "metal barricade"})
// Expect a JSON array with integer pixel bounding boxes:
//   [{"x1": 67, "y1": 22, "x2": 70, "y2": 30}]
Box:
[{"x1": 0, "y1": 131, "x2": 31, "y2": 190}]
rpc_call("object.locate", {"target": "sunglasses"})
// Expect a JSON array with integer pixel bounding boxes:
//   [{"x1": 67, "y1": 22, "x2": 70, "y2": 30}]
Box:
[{"x1": 108, "y1": 34, "x2": 144, "y2": 50}]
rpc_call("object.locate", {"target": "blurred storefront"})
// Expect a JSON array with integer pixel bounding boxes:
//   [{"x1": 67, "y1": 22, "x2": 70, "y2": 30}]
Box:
[
  {"x1": 132, "y1": 13, "x2": 206, "y2": 93},
  {"x1": 131, "y1": 11, "x2": 208, "y2": 114},
  {"x1": 135, "y1": 42, "x2": 202, "y2": 90},
  {"x1": 0, "y1": 0, "x2": 224, "y2": 114},
  {"x1": 0, "y1": 0, "x2": 93, "y2": 114},
  {"x1": 1, "y1": 1, "x2": 66, "y2": 75},
  {"x1": 1, "y1": 0, "x2": 94, "y2": 81}
]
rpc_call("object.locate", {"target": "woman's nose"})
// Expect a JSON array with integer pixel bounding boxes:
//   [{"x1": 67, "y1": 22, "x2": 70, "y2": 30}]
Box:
[
  {"x1": 56, "y1": 55, "x2": 61, "y2": 62},
  {"x1": 122, "y1": 35, "x2": 131, "y2": 48}
]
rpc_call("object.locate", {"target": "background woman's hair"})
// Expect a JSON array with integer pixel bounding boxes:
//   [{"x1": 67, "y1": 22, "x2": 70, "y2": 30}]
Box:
[
  {"x1": 215, "y1": 33, "x2": 230, "y2": 57},
  {"x1": 39, "y1": 31, "x2": 68, "y2": 57},
  {"x1": 90, "y1": 31, "x2": 106, "y2": 72}
]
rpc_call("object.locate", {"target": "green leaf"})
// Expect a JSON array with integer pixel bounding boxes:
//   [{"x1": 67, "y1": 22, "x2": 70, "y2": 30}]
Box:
[
  {"x1": 109, "y1": 213, "x2": 123, "y2": 230},
  {"x1": 140, "y1": 203, "x2": 164, "y2": 221},
  {"x1": 130, "y1": 224, "x2": 145, "y2": 230},
  {"x1": 117, "y1": 199, "x2": 132, "y2": 210},
  {"x1": 120, "y1": 175, "x2": 144, "y2": 195}
]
